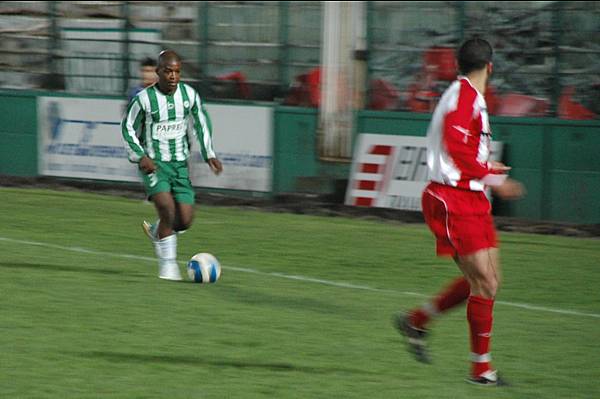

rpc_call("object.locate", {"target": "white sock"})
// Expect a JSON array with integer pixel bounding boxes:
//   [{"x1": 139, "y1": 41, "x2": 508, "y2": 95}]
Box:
[
  {"x1": 422, "y1": 301, "x2": 439, "y2": 317},
  {"x1": 154, "y1": 233, "x2": 177, "y2": 267}
]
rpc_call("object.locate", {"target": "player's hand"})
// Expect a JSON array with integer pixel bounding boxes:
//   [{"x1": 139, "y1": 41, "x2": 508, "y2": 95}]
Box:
[
  {"x1": 489, "y1": 160, "x2": 512, "y2": 172},
  {"x1": 493, "y1": 178, "x2": 525, "y2": 200},
  {"x1": 139, "y1": 156, "x2": 157, "y2": 174},
  {"x1": 208, "y1": 158, "x2": 223, "y2": 175}
]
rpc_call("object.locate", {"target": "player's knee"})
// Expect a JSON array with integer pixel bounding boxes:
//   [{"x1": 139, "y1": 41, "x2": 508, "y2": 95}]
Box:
[
  {"x1": 178, "y1": 219, "x2": 192, "y2": 231},
  {"x1": 175, "y1": 214, "x2": 193, "y2": 232},
  {"x1": 479, "y1": 276, "x2": 498, "y2": 298},
  {"x1": 156, "y1": 204, "x2": 176, "y2": 226}
]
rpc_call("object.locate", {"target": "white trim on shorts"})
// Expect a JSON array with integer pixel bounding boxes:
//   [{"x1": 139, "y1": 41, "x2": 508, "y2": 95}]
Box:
[{"x1": 424, "y1": 188, "x2": 455, "y2": 248}]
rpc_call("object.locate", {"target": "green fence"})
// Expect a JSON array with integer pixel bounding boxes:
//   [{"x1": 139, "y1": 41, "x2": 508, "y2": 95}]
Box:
[
  {"x1": 0, "y1": 92, "x2": 38, "y2": 176},
  {"x1": 1, "y1": 90, "x2": 599, "y2": 224},
  {"x1": 273, "y1": 108, "x2": 600, "y2": 224},
  {"x1": 355, "y1": 111, "x2": 600, "y2": 224},
  {"x1": 492, "y1": 117, "x2": 600, "y2": 223},
  {"x1": 272, "y1": 106, "x2": 319, "y2": 194},
  {"x1": 272, "y1": 106, "x2": 349, "y2": 194}
]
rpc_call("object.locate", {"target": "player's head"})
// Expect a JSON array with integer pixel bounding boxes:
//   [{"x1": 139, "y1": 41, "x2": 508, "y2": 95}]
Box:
[
  {"x1": 457, "y1": 37, "x2": 493, "y2": 77},
  {"x1": 139, "y1": 57, "x2": 158, "y2": 88},
  {"x1": 156, "y1": 50, "x2": 181, "y2": 95}
]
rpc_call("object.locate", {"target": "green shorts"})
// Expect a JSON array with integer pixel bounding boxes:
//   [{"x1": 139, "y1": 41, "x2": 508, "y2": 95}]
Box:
[{"x1": 141, "y1": 160, "x2": 195, "y2": 204}]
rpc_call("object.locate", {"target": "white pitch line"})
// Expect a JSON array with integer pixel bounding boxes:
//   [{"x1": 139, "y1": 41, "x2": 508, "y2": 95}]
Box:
[{"x1": 1, "y1": 236, "x2": 599, "y2": 320}]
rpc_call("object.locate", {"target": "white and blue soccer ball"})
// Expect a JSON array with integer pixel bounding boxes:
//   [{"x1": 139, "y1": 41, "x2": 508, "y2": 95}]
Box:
[{"x1": 187, "y1": 253, "x2": 221, "y2": 284}]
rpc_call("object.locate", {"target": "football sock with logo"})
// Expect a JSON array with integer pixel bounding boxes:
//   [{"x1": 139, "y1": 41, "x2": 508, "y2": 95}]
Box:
[
  {"x1": 467, "y1": 295, "x2": 495, "y2": 377},
  {"x1": 409, "y1": 277, "x2": 471, "y2": 329}
]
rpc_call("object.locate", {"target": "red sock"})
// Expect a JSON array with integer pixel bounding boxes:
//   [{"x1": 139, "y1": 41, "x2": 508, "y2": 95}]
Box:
[
  {"x1": 435, "y1": 277, "x2": 471, "y2": 312},
  {"x1": 409, "y1": 277, "x2": 471, "y2": 329},
  {"x1": 408, "y1": 308, "x2": 430, "y2": 330},
  {"x1": 467, "y1": 295, "x2": 495, "y2": 377}
]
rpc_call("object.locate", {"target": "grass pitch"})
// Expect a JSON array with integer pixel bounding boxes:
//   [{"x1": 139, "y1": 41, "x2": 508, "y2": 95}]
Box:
[{"x1": 0, "y1": 187, "x2": 599, "y2": 398}]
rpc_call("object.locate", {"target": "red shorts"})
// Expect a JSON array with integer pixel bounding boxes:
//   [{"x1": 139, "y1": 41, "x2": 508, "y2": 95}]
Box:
[{"x1": 421, "y1": 182, "x2": 497, "y2": 257}]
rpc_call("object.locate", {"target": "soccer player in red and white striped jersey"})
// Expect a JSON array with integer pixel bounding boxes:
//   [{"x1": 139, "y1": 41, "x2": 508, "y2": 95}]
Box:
[{"x1": 394, "y1": 38, "x2": 525, "y2": 386}]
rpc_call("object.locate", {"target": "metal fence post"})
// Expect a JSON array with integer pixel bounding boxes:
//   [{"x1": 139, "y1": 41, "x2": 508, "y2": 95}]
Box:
[
  {"x1": 551, "y1": 1, "x2": 563, "y2": 116},
  {"x1": 121, "y1": 1, "x2": 131, "y2": 97},
  {"x1": 365, "y1": 0, "x2": 373, "y2": 110},
  {"x1": 278, "y1": 1, "x2": 290, "y2": 95},
  {"x1": 47, "y1": 1, "x2": 59, "y2": 80},
  {"x1": 457, "y1": 1, "x2": 466, "y2": 43},
  {"x1": 198, "y1": 1, "x2": 209, "y2": 87}
]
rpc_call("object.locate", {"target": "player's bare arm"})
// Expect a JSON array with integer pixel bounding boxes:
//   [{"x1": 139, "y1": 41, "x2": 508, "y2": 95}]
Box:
[
  {"x1": 208, "y1": 158, "x2": 223, "y2": 175},
  {"x1": 488, "y1": 160, "x2": 511, "y2": 172},
  {"x1": 492, "y1": 177, "x2": 525, "y2": 200},
  {"x1": 138, "y1": 155, "x2": 156, "y2": 174}
]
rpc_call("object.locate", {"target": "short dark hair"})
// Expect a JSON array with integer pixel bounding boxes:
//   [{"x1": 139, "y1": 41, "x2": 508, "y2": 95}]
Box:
[
  {"x1": 457, "y1": 38, "x2": 493, "y2": 75},
  {"x1": 157, "y1": 50, "x2": 181, "y2": 68},
  {"x1": 140, "y1": 57, "x2": 156, "y2": 68}
]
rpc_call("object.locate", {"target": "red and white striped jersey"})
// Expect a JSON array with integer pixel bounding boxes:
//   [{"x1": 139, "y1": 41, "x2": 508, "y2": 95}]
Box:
[{"x1": 426, "y1": 77, "x2": 506, "y2": 191}]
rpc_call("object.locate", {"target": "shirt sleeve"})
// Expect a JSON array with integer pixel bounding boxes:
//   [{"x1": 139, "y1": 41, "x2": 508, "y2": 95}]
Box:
[
  {"x1": 443, "y1": 88, "x2": 504, "y2": 186},
  {"x1": 121, "y1": 97, "x2": 146, "y2": 163},
  {"x1": 190, "y1": 91, "x2": 217, "y2": 161}
]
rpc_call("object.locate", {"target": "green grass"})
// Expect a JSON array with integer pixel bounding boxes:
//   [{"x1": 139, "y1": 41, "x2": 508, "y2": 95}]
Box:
[{"x1": 1, "y1": 187, "x2": 599, "y2": 398}]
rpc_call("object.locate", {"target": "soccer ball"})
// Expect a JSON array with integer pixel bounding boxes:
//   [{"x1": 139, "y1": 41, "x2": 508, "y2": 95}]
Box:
[{"x1": 187, "y1": 253, "x2": 221, "y2": 284}]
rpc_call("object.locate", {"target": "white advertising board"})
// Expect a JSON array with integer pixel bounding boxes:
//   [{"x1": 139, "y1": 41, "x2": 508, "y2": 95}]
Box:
[
  {"x1": 38, "y1": 97, "x2": 139, "y2": 182},
  {"x1": 38, "y1": 97, "x2": 273, "y2": 192},
  {"x1": 189, "y1": 104, "x2": 273, "y2": 192},
  {"x1": 345, "y1": 134, "x2": 503, "y2": 211}
]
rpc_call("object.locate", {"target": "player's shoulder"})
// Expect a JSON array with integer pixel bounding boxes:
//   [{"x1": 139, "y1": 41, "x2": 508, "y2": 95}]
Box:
[
  {"x1": 125, "y1": 88, "x2": 145, "y2": 111},
  {"x1": 131, "y1": 85, "x2": 154, "y2": 104},
  {"x1": 181, "y1": 82, "x2": 206, "y2": 105},
  {"x1": 459, "y1": 78, "x2": 487, "y2": 111},
  {"x1": 458, "y1": 78, "x2": 478, "y2": 98},
  {"x1": 179, "y1": 82, "x2": 198, "y2": 97},
  {"x1": 445, "y1": 78, "x2": 477, "y2": 109}
]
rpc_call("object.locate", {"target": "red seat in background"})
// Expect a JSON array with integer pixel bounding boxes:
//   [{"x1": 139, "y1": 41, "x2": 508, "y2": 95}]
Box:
[
  {"x1": 369, "y1": 79, "x2": 399, "y2": 110},
  {"x1": 496, "y1": 93, "x2": 549, "y2": 117},
  {"x1": 283, "y1": 67, "x2": 321, "y2": 108},
  {"x1": 484, "y1": 85, "x2": 500, "y2": 115},
  {"x1": 422, "y1": 46, "x2": 457, "y2": 82},
  {"x1": 404, "y1": 46, "x2": 456, "y2": 113},
  {"x1": 558, "y1": 86, "x2": 597, "y2": 120},
  {"x1": 216, "y1": 71, "x2": 251, "y2": 99}
]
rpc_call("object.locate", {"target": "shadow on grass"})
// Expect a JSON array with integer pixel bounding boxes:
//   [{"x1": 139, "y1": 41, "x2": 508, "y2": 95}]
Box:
[
  {"x1": 77, "y1": 351, "x2": 372, "y2": 375},
  {"x1": 214, "y1": 284, "x2": 356, "y2": 316},
  {"x1": 0, "y1": 261, "x2": 142, "y2": 277}
]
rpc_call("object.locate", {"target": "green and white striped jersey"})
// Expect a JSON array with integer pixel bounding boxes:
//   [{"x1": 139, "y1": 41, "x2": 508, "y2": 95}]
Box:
[{"x1": 121, "y1": 82, "x2": 216, "y2": 163}]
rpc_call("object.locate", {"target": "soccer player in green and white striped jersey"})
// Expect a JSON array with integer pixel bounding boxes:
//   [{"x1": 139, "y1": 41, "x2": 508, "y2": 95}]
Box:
[{"x1": 121, "y1": 50, "x2": 223, "y2": 281}]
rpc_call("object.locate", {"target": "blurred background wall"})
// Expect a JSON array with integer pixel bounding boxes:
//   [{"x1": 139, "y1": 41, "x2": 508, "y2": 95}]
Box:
[{"x1": 1, "y1": 1, "x2": 598, "y2": 117}]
